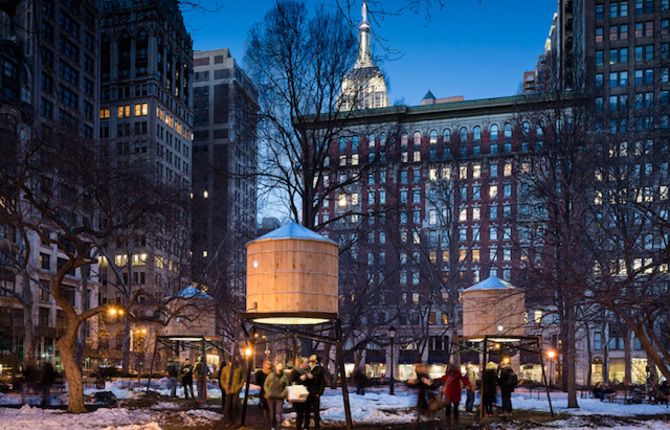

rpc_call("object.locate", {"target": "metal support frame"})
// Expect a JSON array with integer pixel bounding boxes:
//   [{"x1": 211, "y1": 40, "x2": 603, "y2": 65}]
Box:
[
  {"x1": 449, "y1": 334, "x2": 554, "y2": 418},
  {"x1": 237, "y1": 316, "x2": 354, "y2": 430},
  {"x1": 145, "y1": 335, "x2": 227, "y2": 393}
]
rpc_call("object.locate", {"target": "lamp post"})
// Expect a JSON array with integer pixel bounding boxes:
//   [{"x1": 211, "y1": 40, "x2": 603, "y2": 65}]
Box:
[
  {"x1": 241, "y1": 344, "x2": 254, "y2": 425},
  {"x1": 388, "y1": 326, "x2": 396, "y2": 395},
  {"x1": 547, "y1": 349, "x2": 556, "y2": 386}
]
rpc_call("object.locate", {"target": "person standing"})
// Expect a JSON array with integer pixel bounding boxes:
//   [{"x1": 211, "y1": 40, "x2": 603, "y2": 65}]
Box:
[
  {"x1": 39, "y1": 361, "x2": 55, "y2": 406},
  {"x1": 290, "y1": 358, "x2": 313, "y2": 430},
  {"x1": 442, "y1": 363, "x2": 471, "y2": 429},
  {"x1": 180, "y1": 358, "x2": 194, "y2": 399},
  {"x1": 464, "y1": 363, "x2": 477, "y2": 415},
  {"x1": 498, "y1": 362, "x2": 517, "y2": 418},
  {"x1": 167, "y1": 358, "x2": 179, "y2": 398},
  {"x1": 482, "y1": 362, "x2": 498, "y2": 417},
  {"x1": 193, "y1": 356, "x2": 210, "y2": 403},
  {"x1": 308, "y1": 355, "x2": 326, "y2": 430},
  {"x1": 353, "y1": 366, "x2": 367, "y2": 395},
  {"x1": 264, "y1": 362, "x2": 289, "y2": 430},
  {"x1": 220, "y1": 358, "x2": 245, "y2": 425},
  {"x1": 255, "y1": 360, "x2": 273, "y2": 420},
  {"x1": 414, "y1": 362, "x2": 432, "y2": 412}
]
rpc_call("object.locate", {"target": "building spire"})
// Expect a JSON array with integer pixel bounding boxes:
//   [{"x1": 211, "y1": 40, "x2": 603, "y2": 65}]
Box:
[{"x1": 355, "y1": 0, "x2": 374, "y2": 68}]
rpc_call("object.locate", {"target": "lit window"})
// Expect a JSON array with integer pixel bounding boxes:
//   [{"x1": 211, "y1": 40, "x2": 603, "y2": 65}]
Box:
[
  {"x1": 338, "y1": 194, "x2": 347, "y2": 207},
  {"x1": 504, "y1": 162, "x2": 512, "y2": 176},
  {"x1": 429, "y1": 168, "x2": 438, "y2": 181},
  {"x1": 100, "y1": 108, "x2": 110, "y2": 119},
  {"x1": 351, "y1": 193, "x2": 359, "y2": 205},
  {"x1": 459, "y1": 165, "x2": 467, "y2": 179},
  {"x1": 534, "y1": 310, "x2": 543, "y2": 324},
  {"x1": 489, "y1": 185, "x2": 498, "y2": 198},
  {"x1": 203, "y1": 251, "x2": 208, "y2": 257},
  {"x1": 203, "y1": 190, "x2": 209, "y2": 198},
  {"x1": 473, "y1": 163, "x2": 481, "y2": 178},
  {"x1": 473, "y1": 207, "x2": 481, "y2": 220},
  {"x1": 472, "y1": 249, "x2": 480, "y2": 262},
  {"x1": 459, "y1": 208, "x2": 467, "y2": 221}
]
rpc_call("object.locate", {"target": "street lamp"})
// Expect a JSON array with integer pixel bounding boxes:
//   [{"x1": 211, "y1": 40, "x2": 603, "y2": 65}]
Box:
[
  {"x1": 547, "y1": 349, "x2": 556, "y2": 386},
  {"x1": 388, "y1": 326, "x2": 396, "y2": 395}
]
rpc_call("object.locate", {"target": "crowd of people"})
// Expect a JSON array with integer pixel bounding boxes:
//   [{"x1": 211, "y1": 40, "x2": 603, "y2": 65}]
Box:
[
  {"x1": 165, "y1": 354, "x2": 326, "y2": 430},
  {"x1": 165, "y1": 354, "x2": 522, "y2": 428},
  {"x1": 408, "y1": 360, "x2": 518, "y2": 427}
]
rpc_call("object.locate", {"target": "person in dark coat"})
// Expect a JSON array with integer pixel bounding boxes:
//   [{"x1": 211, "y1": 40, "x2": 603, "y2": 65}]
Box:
[
  {"x1": 353, "y1": 366, "x2": 367, "y2": 395},
  {"x1": 39, "y1": 361, "x2": 56, "y2": 406},
  {"x1": 498, "y1": 363, "x2": 517, "y2": 417},
  {"x1": 309, "y1": 355, "x2": 326, "y2": 430},
  {"x1": 482, "y1": 361, "x2": 499, "y2": 416},
  {"x1": 180, "y1": 358, "x2": 194, "y2": 399},
  {"x1": 413, "y1": 362, "x2": 432, "y2": 411},
  {"x1": 255, "y1": 360, "x2": 273, "y2": 418},
  {"x1": 167, "y1": 358, "x2": 179, "y2": 398},
  {"x1": 290, "y1": 357, "x2": 313, "y2": 430}
]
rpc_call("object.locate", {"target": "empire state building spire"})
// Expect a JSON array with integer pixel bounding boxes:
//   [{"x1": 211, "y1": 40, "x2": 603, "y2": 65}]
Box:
[
  {"x1": 355, "y1": 0, "x2": 374, "y2": 68},
  {"x1": 340, "y1": 0, "x2": 389, "y2": 110}
]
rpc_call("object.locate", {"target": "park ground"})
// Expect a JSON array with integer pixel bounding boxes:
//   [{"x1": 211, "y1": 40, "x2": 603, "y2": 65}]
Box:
[{"x1": 1, "y1": 379, "x2": 670, "y2": 429}]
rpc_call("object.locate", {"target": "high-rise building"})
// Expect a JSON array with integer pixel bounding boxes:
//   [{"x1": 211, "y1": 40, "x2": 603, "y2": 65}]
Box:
[
  {"x1": 191, "y1": 48, "x2": 258, "y2": 324},
  {"x1": 340, "y1": 1, "x2": 389, "y2": 111},
  {"x1": 97, "y1": 0, "x2": 193, "y2": 364},
  {"x1": 1, "y1": 0, "x2": 102, "y2": 368}
]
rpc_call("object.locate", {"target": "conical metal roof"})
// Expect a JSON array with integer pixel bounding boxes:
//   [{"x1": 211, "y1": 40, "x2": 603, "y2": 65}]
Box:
[
  {"x1": 464, "y1": 275, "x2": 519, "y2": 292},
  {"x1": 251, "y1": 222, "x2": 337, "y2": 245}
]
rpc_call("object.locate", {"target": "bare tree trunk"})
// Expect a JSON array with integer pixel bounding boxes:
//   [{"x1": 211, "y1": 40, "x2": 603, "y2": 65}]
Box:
[
  {"x1": 565, "y1": 302, "x2": 579, "y2": 408},
  {"x1": 623, "y1": 328, "x2": 632, "y2": 386},
  {"x1": 21, "y1": 271, "x2": 37, "y2": 368},
  {"x1": 58, "y1": 324, "x2": 86, "y2": 413},
  {"x1": 122, "y1": 319, "x2": 131, "y2": 373}
]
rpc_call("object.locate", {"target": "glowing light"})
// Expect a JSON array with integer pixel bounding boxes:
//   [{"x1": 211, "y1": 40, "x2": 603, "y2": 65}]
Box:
[
  {"x1": 547, "y1": 349, "x2": 556, "y2": 359},
  {"x1": 243, "y1": 346, "x2": 253, "y2": 357}
]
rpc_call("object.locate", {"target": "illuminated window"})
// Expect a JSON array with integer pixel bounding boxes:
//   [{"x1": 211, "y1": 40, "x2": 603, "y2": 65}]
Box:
[
  {"x1": 100, "y1": 108, "x2": 110, "y2": 119},
  {"x1": 203, "y1": 190, "x2": 209, "y2": 198},
  {"x1": 534, "y1": 310, "x2": 543, "y2": 324},
  {"x1": 472, "y1": 249, "x2": 480, "y2": 262},
  {"x1": 472, "y1": 207, "x2": 481, "y2": 220},
  {"x1": 459, "y1": 165, "x2": 467, "y2": 179},
  {"x1": 338, "y1": 194, "x2": 347, "y2": 207},
  {"x1": 504, "y1": 162, "x2": 512, "y2": 176},
  {"x1": 473, "y1": 163, "x2": 481, "y2": 178},
  {"x1": 489, "y1": 185, "x2": 498, "y2": 198}
]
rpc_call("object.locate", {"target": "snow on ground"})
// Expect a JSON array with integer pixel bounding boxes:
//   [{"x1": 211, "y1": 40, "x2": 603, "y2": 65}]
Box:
[{"x1": 2, "y1": 383, "x2": 670, "y2": 429}]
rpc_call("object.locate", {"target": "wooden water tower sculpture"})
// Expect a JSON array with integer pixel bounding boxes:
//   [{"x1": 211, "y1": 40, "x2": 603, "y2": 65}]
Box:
[
  {"x1": 462, "y1": 276, "x2": 525, "y2": 337},
  {"x1": 245, "y1": 222, "x2": 339, "y2": 324}
]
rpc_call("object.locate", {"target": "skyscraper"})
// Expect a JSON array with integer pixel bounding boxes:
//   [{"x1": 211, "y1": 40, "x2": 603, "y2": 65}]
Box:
[
  {"x1": 340, "y1": 0, "x2": 389, "y2": 111},
  {"x1": 1, "y1": 0, "x2": 102, "y2": 368},
  {"x1": 97, "y1": 0, "x2": 193, "y2": 367},
  {"x1": 191, "y1": 48, "x2": 258, "y2": 328}
]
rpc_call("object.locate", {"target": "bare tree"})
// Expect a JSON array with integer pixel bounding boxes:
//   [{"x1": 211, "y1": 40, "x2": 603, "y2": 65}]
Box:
[{"x1": 515, "y1": 91, "x2": 596, "y2": 408}]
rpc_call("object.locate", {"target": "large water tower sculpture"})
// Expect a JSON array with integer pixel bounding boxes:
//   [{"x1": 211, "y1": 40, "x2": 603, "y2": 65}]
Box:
[
  {"x1": 245, "y1": 222, "x2": 339, "y2": 325},
  {"x1": 462, "y1": 276, "x2": 525, "y2": 337}
]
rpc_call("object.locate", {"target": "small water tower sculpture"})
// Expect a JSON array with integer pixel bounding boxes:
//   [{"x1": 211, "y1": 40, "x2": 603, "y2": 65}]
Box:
[
  {"x1": 462, "y1": 276, "x2": 525, "y2": 337},
  {"x1": 245, "y1": 223, "x2": 338, "y2": 325}
]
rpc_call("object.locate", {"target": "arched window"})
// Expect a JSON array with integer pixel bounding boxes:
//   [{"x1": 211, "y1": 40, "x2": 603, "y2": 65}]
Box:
[
  {"x1": 522, "y1": 122, "x2": 530, "y2": 151},
  {"x1": 442, "y1": 128, "x2": 451, "y2": 142},
  {"x1": 380, "y1": 132, "x2": 387, "y2": 146},
  {"x1": 413, "y1": 131, "x2": 422, "y2": 146},
  {"x1": 473, "y1": 126, "x2": 481, "y2": 155},
  {"x1": 473, "y1": 126, "x2": 481, "y2": 142},
  {"x1": 504, "y1": 123, "x2": 513, "y2": 139},
  {"x1": 401, "y1": 132, "x2": 409, "y2": 146},
  {"x1": 490, "y1": 124, "x2": 499, "y2": 141},
  {"x1": 459, "y1": 127, "x2": 468, "y2": 143},
  {"x1": 429, "y1": 130, "x2": 438, "y2": 145},
  {"x1": 339, "y1": 137, "x2": 347, "y2": 153},
  {"x1": 368, "y1": 134, "x2": 376, "y2": 148}
]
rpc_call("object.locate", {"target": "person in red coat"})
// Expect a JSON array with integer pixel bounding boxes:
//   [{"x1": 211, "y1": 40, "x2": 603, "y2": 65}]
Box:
[{"x1": 442, "y1": 363, "x2": 471, "y2": 428}]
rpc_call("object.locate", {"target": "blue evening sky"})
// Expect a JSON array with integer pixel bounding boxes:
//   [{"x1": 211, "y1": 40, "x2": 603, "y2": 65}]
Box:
[{"x1": 183, "y1": 1, "x2": 557, "y2": 106}]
